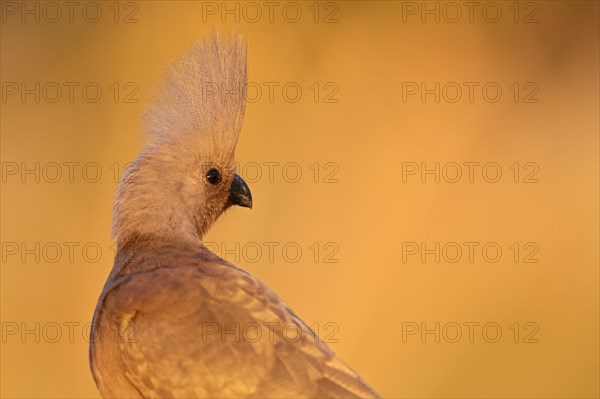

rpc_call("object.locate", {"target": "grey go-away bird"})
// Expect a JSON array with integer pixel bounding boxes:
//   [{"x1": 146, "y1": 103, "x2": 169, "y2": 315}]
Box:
[{"x1": 90, "y1": 33, "x2": 380, "y2": 399}]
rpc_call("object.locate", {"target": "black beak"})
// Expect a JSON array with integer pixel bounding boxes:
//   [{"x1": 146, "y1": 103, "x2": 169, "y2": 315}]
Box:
[{"x1": 226, "y1": 174, "x2": 253, "y2": 209}]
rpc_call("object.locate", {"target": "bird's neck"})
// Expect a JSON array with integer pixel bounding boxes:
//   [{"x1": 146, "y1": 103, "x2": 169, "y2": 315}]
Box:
[{"x1": 112, "y1": 162, "x2": 202, "y2": 250}]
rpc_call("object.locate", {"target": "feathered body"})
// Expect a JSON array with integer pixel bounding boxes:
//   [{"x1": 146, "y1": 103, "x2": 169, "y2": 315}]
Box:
[{"x1": 90, "y1": 33, "x2": 380, "y2": 398}]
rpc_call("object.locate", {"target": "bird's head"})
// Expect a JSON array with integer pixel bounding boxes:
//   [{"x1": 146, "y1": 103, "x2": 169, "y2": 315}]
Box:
[{"x1": 113, "y1": 33, "x2": 251, "y2": 247}]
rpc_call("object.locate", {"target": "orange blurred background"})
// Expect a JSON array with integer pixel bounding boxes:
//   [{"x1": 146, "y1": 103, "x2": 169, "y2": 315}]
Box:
[{"x1": 1, "y1": 1, "x2": 598, "y2": 398}]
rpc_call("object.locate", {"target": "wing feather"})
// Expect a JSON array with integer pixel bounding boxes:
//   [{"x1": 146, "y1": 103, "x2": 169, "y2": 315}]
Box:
[{"x1": 96, "y1": 241, "x2": 379, "y2": 398}]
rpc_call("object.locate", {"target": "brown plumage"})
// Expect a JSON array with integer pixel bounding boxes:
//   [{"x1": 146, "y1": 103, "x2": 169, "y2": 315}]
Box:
[{"x1": 90, "y1": 32, "x2": 380, "y2": 399}]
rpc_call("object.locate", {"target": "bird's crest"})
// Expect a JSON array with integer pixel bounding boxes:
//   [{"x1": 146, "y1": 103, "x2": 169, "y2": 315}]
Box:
[
  {"x1": 112, "y1": 32, "x2": 248, "y2": 246},
  {"x1": 143, "y1": 32, "x2": 248, "y2": 160}
]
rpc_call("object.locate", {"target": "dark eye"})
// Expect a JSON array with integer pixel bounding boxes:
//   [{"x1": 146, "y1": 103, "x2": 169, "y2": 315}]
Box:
[{"x1": 205, "y1": 168, "x2": 222, "y2": 185}]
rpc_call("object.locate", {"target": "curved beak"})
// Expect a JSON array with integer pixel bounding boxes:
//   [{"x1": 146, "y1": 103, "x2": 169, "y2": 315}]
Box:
[{"x1": 226, "y1": 174, "x2": 253, "y2": 209}]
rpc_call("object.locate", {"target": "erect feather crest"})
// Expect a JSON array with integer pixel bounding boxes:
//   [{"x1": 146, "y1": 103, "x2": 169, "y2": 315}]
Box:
[{"x1": 143, "y1": 32, "x2": 248, "y2": 157}]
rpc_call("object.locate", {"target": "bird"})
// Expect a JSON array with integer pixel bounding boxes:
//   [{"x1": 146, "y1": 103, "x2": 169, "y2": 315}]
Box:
[{"x1": 89, "y1": 32, "x2": 380, "y2": 399}]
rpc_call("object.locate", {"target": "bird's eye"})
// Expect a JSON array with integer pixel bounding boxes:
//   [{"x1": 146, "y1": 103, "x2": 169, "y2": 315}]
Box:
[{"x1": 205, "y1": 168, "x2": 222, "y2": 185}]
